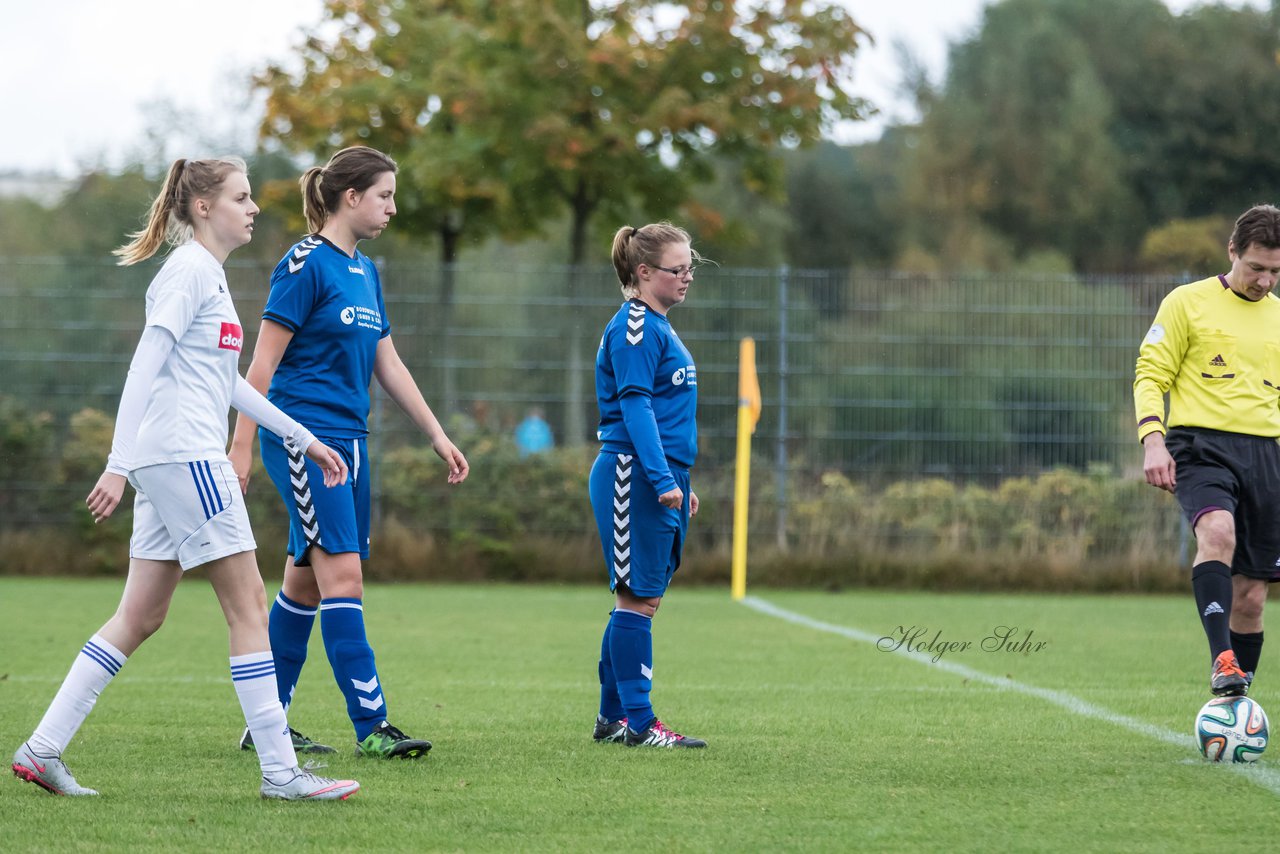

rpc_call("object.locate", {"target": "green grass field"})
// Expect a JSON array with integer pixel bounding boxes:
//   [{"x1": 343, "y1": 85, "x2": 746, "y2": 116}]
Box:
[{"x1": 2, "y1": 577, "x2": 1279, "y2": 852}]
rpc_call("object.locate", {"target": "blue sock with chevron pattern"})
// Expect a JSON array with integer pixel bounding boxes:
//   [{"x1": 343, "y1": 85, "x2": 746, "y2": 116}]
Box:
[
  {"x1": 609, "y1": 609, "x2": 655, "y2": 733},
  {"x1": 319, "y1": 598, "x2": 385, "y2": 742},
  {"x1": 268, "y1": 591, "x2": 316, "y2": 712},
  {"x1": 598, "y1": 611, "x2": 626, "y2": 722}
]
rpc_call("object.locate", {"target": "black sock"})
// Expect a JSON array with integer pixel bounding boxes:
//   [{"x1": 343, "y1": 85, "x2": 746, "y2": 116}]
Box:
[
  {"x1": 1231, "y1": 629, "x2": 1264, "y2": 679},
  {"x1": 1192, "y1": 560, "x2": 1233, "y2": 660}
]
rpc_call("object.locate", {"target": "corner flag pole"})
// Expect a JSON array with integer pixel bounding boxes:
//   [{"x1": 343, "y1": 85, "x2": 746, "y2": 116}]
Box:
[{"x1": 732, "y1": 337, "x2": 762, "y2": 600}]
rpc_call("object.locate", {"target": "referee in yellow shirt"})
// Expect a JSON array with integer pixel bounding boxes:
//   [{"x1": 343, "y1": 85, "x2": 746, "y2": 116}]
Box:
[{"x1": 1136, "y1": 204, "x2": 1280, "y2": 697}]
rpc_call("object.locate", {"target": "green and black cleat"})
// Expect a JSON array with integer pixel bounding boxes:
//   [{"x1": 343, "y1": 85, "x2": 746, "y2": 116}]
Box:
[{"x1": 356, "y1": 721, "x2": 432, "y2": 759}]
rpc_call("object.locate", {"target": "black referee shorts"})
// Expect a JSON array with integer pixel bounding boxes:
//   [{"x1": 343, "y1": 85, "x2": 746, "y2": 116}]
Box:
[{"x1": 1166, "y1": 426, "x2": 1280, "y2": 580}]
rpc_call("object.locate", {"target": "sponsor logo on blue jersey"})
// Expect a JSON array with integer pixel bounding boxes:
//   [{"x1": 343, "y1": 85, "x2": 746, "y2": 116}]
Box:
[{"x1": 338, "y1": 305, "x2": 381, "y2": 330}]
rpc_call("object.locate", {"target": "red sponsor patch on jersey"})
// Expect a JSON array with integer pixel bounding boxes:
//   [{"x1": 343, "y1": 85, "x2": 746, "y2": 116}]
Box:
[{"x1": 219, "y1": 322, "x2": 244, "y2": 352}]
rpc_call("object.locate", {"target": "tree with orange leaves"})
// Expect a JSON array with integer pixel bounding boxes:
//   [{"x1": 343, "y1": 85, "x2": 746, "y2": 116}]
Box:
[{"x1": 258, "y1": 0, "x2": 871, "y2": 439}]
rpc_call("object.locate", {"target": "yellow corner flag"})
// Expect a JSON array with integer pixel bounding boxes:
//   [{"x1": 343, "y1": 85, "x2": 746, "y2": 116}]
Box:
[
  {"x1": 739, "y1": 337, "x2": 762, "y2": 434},
  {"x1": 732, "y1": 338, "x2": 761, "y2": 600}
]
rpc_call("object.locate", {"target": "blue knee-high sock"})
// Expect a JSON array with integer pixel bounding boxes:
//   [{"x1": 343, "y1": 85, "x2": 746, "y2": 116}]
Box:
[
  {"x1": 269, "y1": 592, "x2": 316, "y2": 712},
  {"x1": 319, "y1": 598, "x2": 386, "y2": 741},
  {"x1": 598, "y1": 612, "x2": 625, "y2": 722},
  {"x1": 609, "y1": 609, "x2": 655, "y2": 733}
]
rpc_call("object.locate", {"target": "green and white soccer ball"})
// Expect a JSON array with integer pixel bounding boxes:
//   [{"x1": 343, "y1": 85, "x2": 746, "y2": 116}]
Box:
[{"x1": 1195, "y1": 695, "x2": 1268, "y2": 763}]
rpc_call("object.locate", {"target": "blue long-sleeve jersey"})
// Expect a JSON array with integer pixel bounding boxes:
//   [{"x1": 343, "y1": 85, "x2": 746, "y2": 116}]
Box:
[{"x1": 595, "y1": 299, "x2": 698, "y2": 494}]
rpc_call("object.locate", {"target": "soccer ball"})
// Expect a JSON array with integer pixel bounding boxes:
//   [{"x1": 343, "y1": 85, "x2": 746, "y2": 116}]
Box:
[{"x1": 1194, "y1": 695, "x2": 1268, "y2": 763}]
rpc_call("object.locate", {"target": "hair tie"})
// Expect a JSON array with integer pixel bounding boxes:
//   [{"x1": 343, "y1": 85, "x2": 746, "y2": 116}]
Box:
[{"x1": 630, "y1": 227, "x2": 639, "y2": 238}]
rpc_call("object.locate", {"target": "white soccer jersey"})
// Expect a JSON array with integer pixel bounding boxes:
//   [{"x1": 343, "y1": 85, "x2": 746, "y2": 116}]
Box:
[{"x1": 130, "y1": 242, "x2": 244, "y2": 468}]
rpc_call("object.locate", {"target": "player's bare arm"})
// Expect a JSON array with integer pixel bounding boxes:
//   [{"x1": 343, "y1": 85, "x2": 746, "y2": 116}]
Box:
[{"x1": 1142, "y1": 432, "x2": 1176, "y2": 493}]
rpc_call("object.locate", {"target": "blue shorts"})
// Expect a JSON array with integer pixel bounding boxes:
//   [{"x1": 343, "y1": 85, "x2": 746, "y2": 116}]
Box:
[
  {"x1": 589, "y1": 451, "x2": 689, "y2": 598},
  {"x1": 260, "y1": 429, "x2": 370, "y2": 565}
]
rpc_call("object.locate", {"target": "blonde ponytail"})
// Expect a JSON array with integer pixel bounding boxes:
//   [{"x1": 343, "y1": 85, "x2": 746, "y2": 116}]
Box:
[
  {"x1": 610, "y1": 222, "x2": 696, "y2": 297},
  {"x1": 113, "y1": 157, "x2": 247, "y2": 266}
]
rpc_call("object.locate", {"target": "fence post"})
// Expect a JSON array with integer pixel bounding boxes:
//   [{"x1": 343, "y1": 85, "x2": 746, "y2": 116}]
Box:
[{"x1": 775, "y1": 265, "x2": 789, "y2": 552}]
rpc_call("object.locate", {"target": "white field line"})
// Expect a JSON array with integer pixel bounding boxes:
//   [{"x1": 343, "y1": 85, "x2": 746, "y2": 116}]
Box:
[
  {"x1": 740, "y1": 595, "x2": 1280, "y2": 797},
  {"x1": 2, "y1": 674, "x2": 227, "y2": 685}
]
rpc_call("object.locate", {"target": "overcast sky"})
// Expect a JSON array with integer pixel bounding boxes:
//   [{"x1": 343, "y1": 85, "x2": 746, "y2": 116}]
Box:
[{"x1": 0, "y1": 0, "x2": 1263, "y2": 175}]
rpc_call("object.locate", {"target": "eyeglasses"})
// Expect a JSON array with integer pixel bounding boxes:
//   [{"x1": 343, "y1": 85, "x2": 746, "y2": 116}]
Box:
[{"x1": 650, "y1": 263, "x2": 698, "y2": 278}]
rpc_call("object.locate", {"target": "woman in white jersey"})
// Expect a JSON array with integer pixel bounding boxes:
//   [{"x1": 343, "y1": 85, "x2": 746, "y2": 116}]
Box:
[{"x1": 11, "y1": 157, "x2": 360, "y2": 801}]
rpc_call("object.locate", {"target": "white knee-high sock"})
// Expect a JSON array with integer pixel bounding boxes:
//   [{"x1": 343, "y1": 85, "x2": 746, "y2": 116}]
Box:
[
  {"x1": 231, "y1": 651, "x2": 298, "y2": 779},
  {"x1": 29, "y1": 634, "x2": 127, "y2": 757}
]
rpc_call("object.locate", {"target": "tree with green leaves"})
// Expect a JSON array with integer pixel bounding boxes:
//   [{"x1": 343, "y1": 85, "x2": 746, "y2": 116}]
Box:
[
  {"x1": 901, "y1": 0, "x2": 1143, "y2": 272},
  {"x1": 784, "y1": 139, "x2": 903, "y2": 272},
  {"x1": 258, "y1": 1, "x2": 545, "y2": 411},
  {"x1": 897, "y1": 0, "x2": 1280, "y2": 272},
  {"x1": 257, "y1": 0, "x2": 871, "y2": 441}
]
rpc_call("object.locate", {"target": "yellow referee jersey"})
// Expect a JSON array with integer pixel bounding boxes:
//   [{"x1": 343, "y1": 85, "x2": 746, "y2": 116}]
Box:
[{"x1": 1134, "y1": 275, "x2": 1280, "y2": 442}]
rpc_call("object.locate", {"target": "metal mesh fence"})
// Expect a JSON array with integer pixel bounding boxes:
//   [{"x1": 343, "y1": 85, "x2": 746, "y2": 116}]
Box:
[{"x1": 0, "y1": 256, "x2": 1178, "y2": 557}]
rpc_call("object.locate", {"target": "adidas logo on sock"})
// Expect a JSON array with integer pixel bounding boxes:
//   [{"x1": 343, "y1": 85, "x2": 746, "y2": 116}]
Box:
[
  {"x1": 1203, "y1": 602, "x2": 1225, "y2": 617},
  {"x1": 1210, "y1": 354, "x2": 1227, "y2": 367}
]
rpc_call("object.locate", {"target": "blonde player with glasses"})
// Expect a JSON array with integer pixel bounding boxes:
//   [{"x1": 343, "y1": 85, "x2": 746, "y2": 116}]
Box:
[
  {"x1": 589, "y1": 222, "x2": 707, "y2": 748},
  {"x1": 11, "y1": 157, "x2": 360, "y2": 801}
]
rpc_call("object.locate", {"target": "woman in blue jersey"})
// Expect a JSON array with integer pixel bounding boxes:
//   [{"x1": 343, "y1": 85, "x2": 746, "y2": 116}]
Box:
[
  {"x1": 12, "y1": 157, "x2": 358, "y2": 801},
  {"x1": 230, "y1": 146, "x2": 468, "y2": 759},
  {"x1": 589, "y1": 222, "x2": 706, "y2": 748}
]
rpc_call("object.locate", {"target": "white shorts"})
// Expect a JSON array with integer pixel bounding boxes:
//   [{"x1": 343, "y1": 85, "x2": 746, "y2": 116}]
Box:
[{"x1": 129, "y1": 460, "x2": 256, "y2": 571}]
